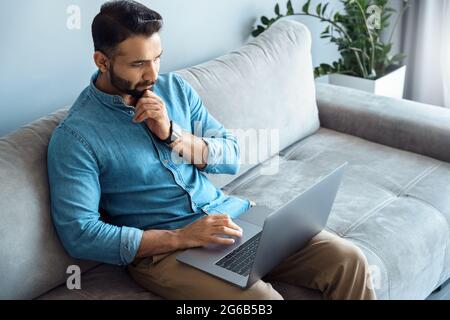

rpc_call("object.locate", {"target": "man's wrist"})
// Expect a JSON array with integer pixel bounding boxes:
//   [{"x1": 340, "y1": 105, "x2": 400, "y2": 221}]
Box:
[
  {"x1": 160, "y1": 120, "x2": 173, "y2": 143},
  {"x1": 136, "y1": 229, "x2": 184, "y2": 258},
  {"x1": 172, "y1": 228, "x2": 186, "y2": 250},
  {"x1": 160, "y1": 121, "x2": 183, "y2": 146}
]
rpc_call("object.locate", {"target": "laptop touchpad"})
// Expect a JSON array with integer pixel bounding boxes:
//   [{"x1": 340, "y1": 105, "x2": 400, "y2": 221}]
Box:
[{"x1": 238, "y1": 206, "x2": 272, "y2": 227}]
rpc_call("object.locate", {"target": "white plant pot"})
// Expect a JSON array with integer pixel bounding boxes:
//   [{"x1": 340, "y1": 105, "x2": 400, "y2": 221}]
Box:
[{"x1": 320, "y1": 65, "x2": 407, "y2": 99}]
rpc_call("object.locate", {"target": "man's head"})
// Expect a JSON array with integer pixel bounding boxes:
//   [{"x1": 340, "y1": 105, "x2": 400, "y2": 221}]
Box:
[{"x1": 92, "y1": 0, "x2": 163, "y2": 99}]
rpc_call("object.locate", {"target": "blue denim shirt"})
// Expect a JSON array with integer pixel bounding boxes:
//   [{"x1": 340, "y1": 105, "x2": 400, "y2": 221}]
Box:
[{"x1": 47, "y1": 71, "x2": 251, "y2": 266}]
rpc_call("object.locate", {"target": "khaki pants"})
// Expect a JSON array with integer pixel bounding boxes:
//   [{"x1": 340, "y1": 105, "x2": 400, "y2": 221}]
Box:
[{"x1": 127, "y1": 230, "x2": 377, "y2": 300}]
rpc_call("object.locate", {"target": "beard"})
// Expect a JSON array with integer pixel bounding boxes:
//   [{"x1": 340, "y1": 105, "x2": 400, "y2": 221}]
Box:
[{"x1": 109, "y1": 65, "x2": 155, "y2": 99}]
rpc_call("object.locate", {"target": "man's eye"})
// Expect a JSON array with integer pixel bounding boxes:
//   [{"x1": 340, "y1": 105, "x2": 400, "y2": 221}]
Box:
[{"x1": 133, "y1": 63, "x2": 145, "y2": 67}]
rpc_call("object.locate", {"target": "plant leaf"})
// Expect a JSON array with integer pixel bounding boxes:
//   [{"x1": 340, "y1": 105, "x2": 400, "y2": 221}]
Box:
[
  {"x1": 322, "y1": 3, "x2": 329, "y2": 16},
  {"x1": 275, "y1": 3, "x2": 280, "y2": 16},
  {"x1": 302, "y1": 0, "x2": 311, "y2": 14},
  {"x1": 261, "y1": 16, "x2": 270, "y2": 25},
  {"x1": 333, "y1": 12, "x2": 341, "y2": 22},
  {"x1": 251, "y1": 30, "x2": 259, "y2": 37},
  {"x1": 390, "y1": 53, "x2": 406, "y2": 63},
  {"x1": 251, "y1": 25, "x2": 266, "y2": 37},
  {"x1": 287, "y1": 0, "x2": 294, "y2": 15},
  {"x1": 316, "y1": 3, "x2": 322, "y2": 16}
]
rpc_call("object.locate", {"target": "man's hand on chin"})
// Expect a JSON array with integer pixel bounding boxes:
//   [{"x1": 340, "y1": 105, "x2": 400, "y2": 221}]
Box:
[
  {"x1": 133, "y1": 89, "x2": 171, "y2": 141},
  {"x1": 132, "y1": 89, "x2": 209, "y2": 170}
]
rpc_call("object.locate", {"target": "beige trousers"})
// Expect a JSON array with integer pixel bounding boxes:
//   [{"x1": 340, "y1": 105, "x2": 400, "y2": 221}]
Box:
[{"x1": 127, "y1": 230, "x2": 377, "y2": 300}]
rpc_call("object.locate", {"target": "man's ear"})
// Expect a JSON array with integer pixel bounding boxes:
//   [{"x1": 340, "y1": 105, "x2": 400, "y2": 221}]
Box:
[{"x1": 93, "y1": 51, "x2": 110, "y2": 73}]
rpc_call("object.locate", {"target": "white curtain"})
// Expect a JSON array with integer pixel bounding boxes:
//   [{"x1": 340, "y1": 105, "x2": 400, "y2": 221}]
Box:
[
  {"x1": 443, "y1": 1, "x2": 450, "y2": 107},
  {"x1": 401, "y1": 0, "x2": 450, "y2": 108}
]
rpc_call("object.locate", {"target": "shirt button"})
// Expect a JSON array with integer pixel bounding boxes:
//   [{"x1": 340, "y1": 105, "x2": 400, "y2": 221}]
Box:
[{"x1": 163, "y1": 160, "x2": 169, "y2": 165}]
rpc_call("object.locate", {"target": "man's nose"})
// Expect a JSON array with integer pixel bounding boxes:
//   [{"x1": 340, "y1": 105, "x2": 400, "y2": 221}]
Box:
[{"x1": 143, "y1": 63, "x2": 158, "y2": 82}]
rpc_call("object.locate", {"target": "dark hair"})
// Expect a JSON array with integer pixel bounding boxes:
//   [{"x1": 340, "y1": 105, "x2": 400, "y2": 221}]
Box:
[{"x1": 92, "y1": 0, "x2": 163, "y2": 56}]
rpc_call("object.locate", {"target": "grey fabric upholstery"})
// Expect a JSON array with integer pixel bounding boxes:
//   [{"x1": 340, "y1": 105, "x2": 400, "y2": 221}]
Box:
[
  {"x1": 224, "y1": 128, "x2": 450, "y2": 299},
  {"x1": 1, "y1": 20, "x2": 449, "y2": 300},
  {"x1": 316, "y1": 82, "x2": 450, "y2": 163},
  {"x1": 36, "y1": 264, "x2": 321, "y2": 300},
  {"x1": 0, "y1": 108, "x2": 99, "y2": 300},
  {"x1": 36, "y1": 265, "x2": 163, "y2": 300}
]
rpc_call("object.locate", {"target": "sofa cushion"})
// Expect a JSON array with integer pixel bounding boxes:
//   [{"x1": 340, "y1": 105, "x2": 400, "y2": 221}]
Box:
[
  {"x1": 176, "y1": 19, "x2": 320, "y2": 188},
  {"x1": 36, "y1": 264, "x2": 321, "y2": 300},
  {"x1": 0, "y1": 108, "x2": 99, "y2": 299},
  {"x1": 224, "y1": 128, "x2": 450, "y2": 300},
  {"x1": 36, "y1": 264, "x2": 163, "y2": 300}
]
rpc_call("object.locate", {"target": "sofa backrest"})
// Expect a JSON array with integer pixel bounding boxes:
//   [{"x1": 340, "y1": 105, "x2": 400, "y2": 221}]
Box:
[
  {"x1": 0, "y1": 108, "x2": 99, "y2": 299},
  {"x1": 176, "y1": 20, "x2": 320, "y2": 187},
  {"x1": 0, "y1": 20, "x2": 319, "y2": 299}
]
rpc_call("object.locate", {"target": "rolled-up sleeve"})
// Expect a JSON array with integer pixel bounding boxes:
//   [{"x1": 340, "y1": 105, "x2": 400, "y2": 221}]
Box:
[
  {"x1": 179, "y1": 75, "x2": 241, "y2": 175},
  {"x1": 47, "y1": 125, "x2": 143, "y2": 266}
]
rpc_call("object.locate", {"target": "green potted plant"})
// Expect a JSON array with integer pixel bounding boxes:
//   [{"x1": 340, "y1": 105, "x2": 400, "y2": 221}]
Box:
[{"x1": 252, "y1": 0, "x2": 410, "y2": 99}]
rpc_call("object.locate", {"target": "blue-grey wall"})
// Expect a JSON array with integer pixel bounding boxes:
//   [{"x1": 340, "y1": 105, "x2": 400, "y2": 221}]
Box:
[{"x1": 0, "y1": 0, "x2": 340, "y2": 137}]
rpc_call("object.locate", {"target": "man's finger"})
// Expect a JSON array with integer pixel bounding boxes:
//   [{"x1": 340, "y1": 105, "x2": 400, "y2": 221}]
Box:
[
  {"x1": 227, "y1": 220, "x2": 243, "y2": 232},
  {"x1": 224, "y1": 221, "x2": 242, "y2": 233},
  {"x1": 139, "y1": 90, "x2": 163, "y2": 104},
  {"x1": 213, "y1": 226, "x2": 242, "y2": 238},
  {"x1": 134, "y1": 101, "x2": 160, "y2": 114},
  {"x1": 141, "y1": 89, "x2": 152, "y2": 98},
  {"x1": 209, "y1": 236, "x2": 235, "y2": 246},
  {"x1": 133, "y1": 105, "x2": 161, "y2": 121},
  {"x1": 210, "y1": 216, "x2": 242, "y2": 232},
  {"x1": 134, "y1": 110, "x2": 159, "y2": 123},
  {"x1": 136, "y1": 97, "x2": 160, "y2": 107}
]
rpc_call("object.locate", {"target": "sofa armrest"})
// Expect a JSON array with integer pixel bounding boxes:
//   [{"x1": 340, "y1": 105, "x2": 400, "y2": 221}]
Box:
[{"x1": 315, "y1": 82, "x2": 450, "y2": 163}]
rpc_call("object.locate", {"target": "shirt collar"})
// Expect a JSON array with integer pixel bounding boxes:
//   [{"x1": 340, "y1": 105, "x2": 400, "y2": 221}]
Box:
[{"x1": 88, "y1": 70, "x2": 130, "y2": 109}]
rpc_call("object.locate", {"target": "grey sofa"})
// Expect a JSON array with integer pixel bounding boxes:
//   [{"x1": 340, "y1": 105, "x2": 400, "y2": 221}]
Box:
[{"x1": 1, "y1": 20, "x2": 449, "y2": 300}]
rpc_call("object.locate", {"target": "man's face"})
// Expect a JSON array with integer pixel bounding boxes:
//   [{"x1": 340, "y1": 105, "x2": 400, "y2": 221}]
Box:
[{"x1": 106, "y1": 33, "x2": 163, "y2": 99}]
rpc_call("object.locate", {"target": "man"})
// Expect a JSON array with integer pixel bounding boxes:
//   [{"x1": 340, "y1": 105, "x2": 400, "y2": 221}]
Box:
[{"x1": 47, "y1": 0, "x2": 376, "y2": 300}]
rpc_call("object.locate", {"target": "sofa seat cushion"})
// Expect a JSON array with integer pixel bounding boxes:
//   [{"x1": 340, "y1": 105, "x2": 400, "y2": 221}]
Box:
[
  {"x1": 223, "y1": 128, "x2": 450, "y2": 300},
  {"x1": 37, "y1": 264, "x2": 321, "y2": 300},
  {"x1": 36, "y1": 264, "x2": 162, "y2": 300}
]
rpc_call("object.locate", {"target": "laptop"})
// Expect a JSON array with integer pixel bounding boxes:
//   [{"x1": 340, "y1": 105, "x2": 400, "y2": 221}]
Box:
[{"x1": 176, "y1": 162, "x2": 348, "y2": 289}]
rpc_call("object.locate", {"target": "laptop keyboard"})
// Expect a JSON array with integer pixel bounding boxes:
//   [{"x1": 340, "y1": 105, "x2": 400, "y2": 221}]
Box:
[{"x1": 215, "y1": 232, "x2": 262, "y2": 277}]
